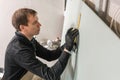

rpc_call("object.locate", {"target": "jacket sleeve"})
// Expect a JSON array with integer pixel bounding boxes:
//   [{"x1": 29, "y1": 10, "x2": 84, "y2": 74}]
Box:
[
  {"x1": 14, "y1": 48, "x2": 70, "y2": 80},
  {"x1": 34, "y1": 40, "x2": 64, "y2": 61}
]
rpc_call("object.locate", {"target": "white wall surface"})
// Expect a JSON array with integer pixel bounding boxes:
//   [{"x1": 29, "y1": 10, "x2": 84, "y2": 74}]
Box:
[
  {"x1": 61, "y1": 0, "x2": 82, "y2": 80},
  {"x1": 61, "y1": 1, "x2": 120, "y2": 80},
  {"x1": 77, "y1": 3, "x2": 120, "y2": 80},
  {"x1": 0, "y1": 0, "x2": 64, "y2": 68}
]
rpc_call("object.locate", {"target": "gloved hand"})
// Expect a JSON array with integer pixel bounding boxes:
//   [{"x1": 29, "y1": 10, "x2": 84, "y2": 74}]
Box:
[{"x1": 65, "y1": 27, "x2": 79, "y2": 51}]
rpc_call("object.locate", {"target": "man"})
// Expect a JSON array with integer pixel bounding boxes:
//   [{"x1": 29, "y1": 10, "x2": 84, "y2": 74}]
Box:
[{"x1": 2, "y1": 8, "x2": 79, "y2": 80}]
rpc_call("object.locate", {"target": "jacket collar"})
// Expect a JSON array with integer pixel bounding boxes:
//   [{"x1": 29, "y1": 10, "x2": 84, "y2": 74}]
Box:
[{"x1": 15, "y1": 31, "x2": 34, "y2": 46}]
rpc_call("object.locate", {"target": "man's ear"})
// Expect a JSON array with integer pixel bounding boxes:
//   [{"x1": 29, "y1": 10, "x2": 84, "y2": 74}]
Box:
[{"x1": 19, "y1": 25, "x2": 25, "y2": 31}]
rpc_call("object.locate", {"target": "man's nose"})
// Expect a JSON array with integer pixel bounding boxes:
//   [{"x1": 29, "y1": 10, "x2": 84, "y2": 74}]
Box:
[
  {"x1": 39, "y1": 23, "x2": 41, "y2": 26},
  {"x1": 38, "y1": 22, "x2": 41, "y2": 27}
]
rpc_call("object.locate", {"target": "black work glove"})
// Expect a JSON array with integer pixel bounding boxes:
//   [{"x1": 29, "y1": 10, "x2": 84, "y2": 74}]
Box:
[{"x1": 65, "y1": 27, "x2": 79, "y2": 51}]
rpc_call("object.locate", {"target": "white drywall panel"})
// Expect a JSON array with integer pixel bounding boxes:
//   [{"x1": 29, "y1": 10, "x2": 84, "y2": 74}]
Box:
[{"x1": 61, "y1": 2, "x2": 120, "y2": 80}]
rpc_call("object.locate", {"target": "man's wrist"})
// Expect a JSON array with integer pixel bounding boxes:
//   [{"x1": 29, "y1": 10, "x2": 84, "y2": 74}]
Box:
[{"x1": 64, "y1": 48, "x2": 71, "y2": 54}]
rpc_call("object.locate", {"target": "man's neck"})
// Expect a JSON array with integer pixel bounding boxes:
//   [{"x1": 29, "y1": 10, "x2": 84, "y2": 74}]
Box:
[{"x1": 20, "y1": 31, "x2": 33, "y2": 41}]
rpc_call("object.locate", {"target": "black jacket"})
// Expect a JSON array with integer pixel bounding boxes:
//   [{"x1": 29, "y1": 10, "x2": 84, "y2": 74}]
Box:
[{"x1": 2, "y1": 32, "x2": 70, "y2": 80}]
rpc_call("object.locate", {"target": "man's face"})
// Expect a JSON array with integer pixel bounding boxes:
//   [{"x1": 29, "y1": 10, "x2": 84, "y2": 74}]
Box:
[{"x1": 24, "y1": 14, "x2": 41, "y2": 36}]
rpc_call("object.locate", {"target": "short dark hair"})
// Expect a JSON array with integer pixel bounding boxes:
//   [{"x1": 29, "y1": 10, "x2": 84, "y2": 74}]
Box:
[{"x1": 12, "y1": 8, "x2": 37, "y2": 31}]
